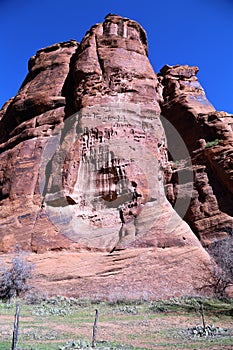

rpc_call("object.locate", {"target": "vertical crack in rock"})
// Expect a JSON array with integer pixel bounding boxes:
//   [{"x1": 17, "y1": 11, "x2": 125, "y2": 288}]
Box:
[
  {"x1": 62, "y1": 45, "x2": 81, "y2": 118},
  {"x1": 95, "y1": 34, "x2": 105, "y2": 80}
]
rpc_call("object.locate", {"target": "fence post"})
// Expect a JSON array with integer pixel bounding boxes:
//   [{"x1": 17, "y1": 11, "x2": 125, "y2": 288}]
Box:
[
  {"x1": 200, "y1": 303, "x2": 206, "y2": 331},
  {"x1": 92, "y1": 309, "x2": 99, "y2": 348},
  {"x1": 12, "y1": 303, "x2": 20, "y2": 350}
]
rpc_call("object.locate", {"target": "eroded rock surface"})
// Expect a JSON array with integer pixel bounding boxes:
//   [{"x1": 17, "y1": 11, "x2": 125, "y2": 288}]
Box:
[
  {"x1": 0, "y1": 40, "x2": 79, "y2": 252},
  {"x1": 39, "y1": 15, "x2": 203, "y2": 254},
  {"x1": 160, "y1": 64, "x2": 233, "y2": 245},
  {"x1": 0, "y1": 14, "x2": 231, "y2": 298}
]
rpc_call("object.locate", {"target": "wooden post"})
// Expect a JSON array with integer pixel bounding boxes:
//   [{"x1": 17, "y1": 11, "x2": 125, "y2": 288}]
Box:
[
  {"x1": 92, "y1": 309, "x2": 99, "y2": 348},
  {"x1": 200, "y1": 303, "x2": 206, "y2": 331},
  {"x1": 12, "y1": 303, "x2": 20, "y2": 350}
]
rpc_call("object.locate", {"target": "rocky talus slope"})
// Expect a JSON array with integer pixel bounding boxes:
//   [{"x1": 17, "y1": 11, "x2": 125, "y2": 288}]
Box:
[{"x1": 0, "y1": 14, "x2": 232, "y2": 299}]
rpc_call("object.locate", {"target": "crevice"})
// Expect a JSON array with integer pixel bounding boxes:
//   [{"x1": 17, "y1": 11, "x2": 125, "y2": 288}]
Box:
[
  {"x1": 50, "y1": 275, "x2": 80, "y2": 282},
  {"x1": 94, "y1": 34, "x2": 105, "y2": 78},
  {"x1": 205, "y1": 161, "x2": 233, "y2": 217},
  {"x1": 62, "y1": 45, "x2": 80, "y2": 118},
  {"x1": 96, "y1": 265, "x2": 131, "y2": 277}
]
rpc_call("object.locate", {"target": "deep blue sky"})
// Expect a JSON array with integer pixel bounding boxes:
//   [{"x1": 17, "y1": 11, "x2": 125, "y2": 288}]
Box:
[{"x1": 0, "y1": 0, "x2": 232, "y2": 113}]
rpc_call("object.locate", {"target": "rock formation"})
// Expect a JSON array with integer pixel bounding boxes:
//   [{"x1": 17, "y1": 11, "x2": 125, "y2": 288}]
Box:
[
  {"x1": 0, "y1": 14, "x2": 232, "y2": 298},
  {"x1": 160, "y1": 64, "x2": 233, "y2": 245},
  {"x1": 0, "y1": 40, "x2": 79, "y2": 252}
]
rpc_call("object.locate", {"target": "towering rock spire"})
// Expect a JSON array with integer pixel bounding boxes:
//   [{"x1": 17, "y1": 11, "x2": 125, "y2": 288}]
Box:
[
  {"x1": 72, "y1": 14, "x2": 161, "y2": 111},
  {"x1": 0, "y1": 15, "x2": 218, "y2": 299}
]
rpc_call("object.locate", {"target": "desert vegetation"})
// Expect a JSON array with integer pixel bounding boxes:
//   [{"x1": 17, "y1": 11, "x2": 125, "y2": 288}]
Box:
[
  {"x1": 0, "y1": 252, "x2": 34, "y2": 302},
  {"x1": 0, "y1": 295, "x2": 232, "y2": 349},
  {"x1": 0, "y1": 252, "x2": 232, "y2": 349},
  {"x1": 205, "y1": 139, "x2": 220, "y2": 148},
  {"x1": 206, "y1": 236, "x2": 233, "y2": 298}
]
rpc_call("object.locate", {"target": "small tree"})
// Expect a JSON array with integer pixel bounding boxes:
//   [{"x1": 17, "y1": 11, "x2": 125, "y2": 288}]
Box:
[
  {"x1": 206, "y1": 237, "x2": 233, "y2": 297},
  {"x1": 0, "y1": 254, "x2": 34, "y2": 302}
]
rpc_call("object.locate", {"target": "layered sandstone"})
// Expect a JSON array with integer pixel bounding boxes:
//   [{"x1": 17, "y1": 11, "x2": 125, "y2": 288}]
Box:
[
  {"x1": 0, "y1": 14, "x2": 231, "y2": 298},
  {"x1": 0, "y1": 14, "x2": 192, "y2": 252},
  {"x1": 160, "y1": 64, "x2": 233, "y2": 245},
  {"x1": 39, "y1": 14, "x2": 202, "y2": 253},
  {"x1": 0, "y1": 40, "x2": 79, "y2": 252}
]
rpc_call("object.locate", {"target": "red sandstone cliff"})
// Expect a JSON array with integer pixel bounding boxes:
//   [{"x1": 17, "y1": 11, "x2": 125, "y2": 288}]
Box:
[
  {"x1": 0, "y1": 14, "x2": 232, "y2": 299},
  {"x1": 160, "y1": 64, "x2": 233, "y2": 245}
]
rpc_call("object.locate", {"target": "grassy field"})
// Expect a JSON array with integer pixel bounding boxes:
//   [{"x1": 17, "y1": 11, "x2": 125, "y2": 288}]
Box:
[{"x1": 0, "y1": 296, "x2": 232, "y2": 349}]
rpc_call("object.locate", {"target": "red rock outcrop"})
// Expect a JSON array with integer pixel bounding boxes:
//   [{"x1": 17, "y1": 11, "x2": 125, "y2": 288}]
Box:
[
  {"x1": 0, "y1": 40, "x2": 79, "y2": 252},
  {"x1": 0, "y1": 14, "x2": 230, "y2": 298},
  {"x1": 72, "y1": 14, "x2": 161, "y2": 111},
  {"x1": 38, "y1": 14, "x2": 205, "y2": 254},
  {"x1": 160, "y1": 64, "x2": 233, "y2": 245}
]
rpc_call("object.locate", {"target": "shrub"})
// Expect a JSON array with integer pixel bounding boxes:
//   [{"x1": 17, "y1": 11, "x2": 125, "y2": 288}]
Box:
[
  {"x1": 205, "y1": 139, "x2": 219, "y2": 148},
  {"x1": 206, "y1": 237, "x2": 233, "y2": 297},
  {"x1": 0, "y1": 254, "x2": 34, "y2": 301},
  {"x1": 24, "y1": 288, "x2": 48, "y2": 305}
]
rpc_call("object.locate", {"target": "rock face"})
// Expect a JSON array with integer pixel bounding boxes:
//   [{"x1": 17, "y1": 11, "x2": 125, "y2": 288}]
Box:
[
  {"x1": 0, "y1": 40, "x2": 79, "y2": 252},
  {"x1": 0, "y1": 14, "x2": 232, "y2": 298},
  {"x1": 73, "y1": 14, "x2": 161, "y2": 111},
  {"x1": 160, "y1": 64, "x2": 233, "y2": 245}
]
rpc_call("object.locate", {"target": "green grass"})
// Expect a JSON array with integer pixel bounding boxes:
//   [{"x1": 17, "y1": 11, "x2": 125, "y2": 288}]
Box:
[{"x1": 0, "y1": 297, "x2": 232, "y2": 350}]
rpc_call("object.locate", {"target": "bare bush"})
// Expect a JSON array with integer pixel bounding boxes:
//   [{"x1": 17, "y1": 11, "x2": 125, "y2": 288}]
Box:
[
  {"x1": 206, "y1": 237, "x2": 233, "y2": 297},
  {"x1": 0, "y1": 254, "x2": 34, "y2": 301},
  {"x1": 24, "y1": 288, "x2": 48, "y2": 305}
]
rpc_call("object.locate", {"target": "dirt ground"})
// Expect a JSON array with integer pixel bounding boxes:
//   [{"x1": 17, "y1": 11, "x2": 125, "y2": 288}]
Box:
[{"x1": 0, "y1": 298, "x2": 232, "y2": 349}]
